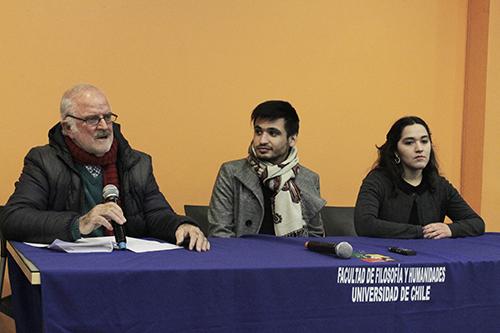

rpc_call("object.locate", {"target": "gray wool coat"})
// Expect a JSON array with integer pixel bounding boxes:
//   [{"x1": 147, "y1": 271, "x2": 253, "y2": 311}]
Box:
[{"x1": 208, "y1": 159, "x2": 326, "y2": 237}]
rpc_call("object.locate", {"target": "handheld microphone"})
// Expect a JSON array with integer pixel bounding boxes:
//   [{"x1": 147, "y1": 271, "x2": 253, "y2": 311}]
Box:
[
  {"x1": 102, "y1": 184, "x2": 127, "y2": 250},
  {"x1": 305, "y1": 240, "x2": 353, "y2": 259}
]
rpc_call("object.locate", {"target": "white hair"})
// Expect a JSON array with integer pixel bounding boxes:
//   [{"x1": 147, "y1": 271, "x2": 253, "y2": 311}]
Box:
[
  {"x1": 60, "y1": 83, "x2": 101, "y2": 119},
  {"x1": 60, "y1": 84, "x2": 103, "y2": 133}
]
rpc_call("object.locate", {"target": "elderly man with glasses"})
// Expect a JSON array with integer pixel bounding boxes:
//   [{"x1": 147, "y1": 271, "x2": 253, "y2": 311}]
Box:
[{"x1": 0, "y1": 84, "x2": 209, "y2": 251}]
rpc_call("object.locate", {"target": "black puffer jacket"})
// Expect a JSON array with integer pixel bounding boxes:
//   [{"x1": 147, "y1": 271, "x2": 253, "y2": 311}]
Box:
[{"x1": 0, "y1": 123, "x2": 195, "y2": 244}]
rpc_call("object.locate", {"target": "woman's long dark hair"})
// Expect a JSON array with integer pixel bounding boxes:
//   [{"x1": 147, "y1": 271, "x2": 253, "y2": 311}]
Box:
[{"x1": 372, "y1": 116, "x2": 440, "y2": 191}]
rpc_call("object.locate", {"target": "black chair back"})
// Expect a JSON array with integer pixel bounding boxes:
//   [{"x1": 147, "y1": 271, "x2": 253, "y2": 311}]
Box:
[
  {"x1": 0, "y1": 205, "x2": 14, "y2": 318},
  {"x1": 322, "y1": 206, "x2": 357, "y2": 236},
  {"x1": 184, "y1": 205, "x2": 209, "y2": 236}
]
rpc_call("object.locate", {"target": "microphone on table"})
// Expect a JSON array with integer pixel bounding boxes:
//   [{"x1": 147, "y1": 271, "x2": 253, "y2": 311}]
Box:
[
  {"x1": 102, "y1": 184, "x2": 127, "y2": 250},
  {"x1": 305, "y1": 240, "x2": 353, "y2": 259}
]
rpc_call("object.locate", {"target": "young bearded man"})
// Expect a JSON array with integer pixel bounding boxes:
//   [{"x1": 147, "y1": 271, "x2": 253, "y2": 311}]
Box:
[{"x1": 208, "y1": 100, "x2": 326, "y2": 237}]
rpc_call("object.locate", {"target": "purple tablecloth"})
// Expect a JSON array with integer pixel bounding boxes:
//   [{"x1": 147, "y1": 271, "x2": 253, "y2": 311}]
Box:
[{"x1": 9, "y1": 233, "x2": 500, "y2": 332}]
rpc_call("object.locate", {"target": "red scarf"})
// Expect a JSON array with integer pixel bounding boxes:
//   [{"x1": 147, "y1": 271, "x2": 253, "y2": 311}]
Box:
[
  {"x1": 64, "y1": 136, "x2": 120, "y2": 187},
  {"x1": 64, "y1": 136, "x2": 120, "y2": 236}
]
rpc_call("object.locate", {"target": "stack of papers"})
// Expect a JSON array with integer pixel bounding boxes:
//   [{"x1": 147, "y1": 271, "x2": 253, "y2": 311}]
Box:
[
  {"x1": 49, "y1": 238, "x2": 114, "y2": 253},
  {"x1": 25, "y1": 236, "x2": 182, "y2": 253}
]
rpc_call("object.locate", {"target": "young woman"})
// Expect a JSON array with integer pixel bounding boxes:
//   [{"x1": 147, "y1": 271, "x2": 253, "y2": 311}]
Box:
[{"x1": 354, "y1": 116, "x2": 484, "y2": 239}]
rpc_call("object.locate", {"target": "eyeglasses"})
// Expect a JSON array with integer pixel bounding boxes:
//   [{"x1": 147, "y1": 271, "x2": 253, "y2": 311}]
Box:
[{"x1": 65, "y1": 113, "x2": 118, "y2": 127}]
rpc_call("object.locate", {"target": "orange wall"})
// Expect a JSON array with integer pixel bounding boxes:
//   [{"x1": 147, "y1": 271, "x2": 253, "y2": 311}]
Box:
[
  {"x1": 0, "y1": 1, "x2": 473, "y2": 223},
  {"x1": 461, "y1": 0, "x2": 489, "y2": 213},
  {"x1": 482, "y1": 0, "x2": 500, "y2": 230}
]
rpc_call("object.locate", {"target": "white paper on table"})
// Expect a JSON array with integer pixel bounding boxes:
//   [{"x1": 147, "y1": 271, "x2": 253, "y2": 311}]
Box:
[
  {"x1": 24, "y1": 242, "x2": 49, "y2": 248},
  {"x1": 125, "y1": 237, "x2": 181, "y2": 253},
  {"x1": 48, "y1": 237, "x2": 114, "y2": 253},
  {"x1": 24, "y1": 236, "x2": 181, "y2": 253}
]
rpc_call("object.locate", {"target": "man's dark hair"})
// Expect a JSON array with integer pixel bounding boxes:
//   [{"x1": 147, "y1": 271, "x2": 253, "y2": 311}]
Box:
[{"x1": 251, "y1": 100, "x2": 299, "y2": 137}]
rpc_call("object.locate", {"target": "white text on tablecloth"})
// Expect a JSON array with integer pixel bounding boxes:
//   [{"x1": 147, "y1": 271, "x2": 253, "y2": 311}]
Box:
[{"x1": 336, "y1": 265, "x2": 446, "y2": 303}]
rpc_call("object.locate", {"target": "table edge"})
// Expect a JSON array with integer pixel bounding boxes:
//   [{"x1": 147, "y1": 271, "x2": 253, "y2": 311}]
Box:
[{"x1": 7, "y1": 241, "x2": 41, "y2": 285}]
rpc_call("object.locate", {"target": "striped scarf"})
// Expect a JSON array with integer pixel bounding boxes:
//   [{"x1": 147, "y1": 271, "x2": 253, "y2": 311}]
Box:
[{"x1": 248, "y1": 146, "x2": 306, "y2": 236}]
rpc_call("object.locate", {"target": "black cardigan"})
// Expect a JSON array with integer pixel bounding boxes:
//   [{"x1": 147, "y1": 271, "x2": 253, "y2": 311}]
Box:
[{"x1": 354, "y1": 169, "x2": 485, "y2": 238}]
